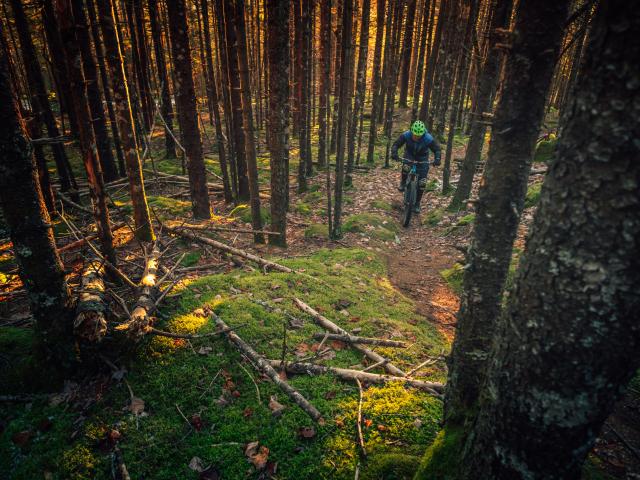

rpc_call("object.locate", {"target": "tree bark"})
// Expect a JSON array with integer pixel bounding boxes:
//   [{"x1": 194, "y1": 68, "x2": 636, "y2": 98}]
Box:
[
  {"x1": 96, "y1": 0, "x2": 155, "y2": 242},
  {"x1": 449, "y1": 0, "x2": 512, "y2": 211},
  {"x1": 266, "y1": 0, "x2": 290, "y2": 247},
  {"x1": 459, "y1": 3, "x2": 640, "y2": 477},
  {"x1": 411, "y1": 0, "x2": 432, "y2": 121},
  {"x1": 444, "y1": 0, "x2": 570, "y2": 427},
  {"x1": 147, "y1": 0, "x2": 177, "y2": 159},
  {"x1": 331, "y1": 0, "x2": 354, "y2": 238},
  {"x1": 166, "y1": 0, "x2": 211, "y2": 219},
  {"x1": 366, "y1": 0, "x2": 387, "y2": 163},
  {"x1": 57, "y1": 0, "x2": 116, "y2": 264},
  {"x1": 200, "y1": 0, "x2": 232, "y2": 203},
  {"x1": 397, "y1": 0, "x2": 416, "y2": 107},
  {"x1": 232, "y1": 0, "x2": 264, "y2": 243},
  {"x1": 418, "y1": 0, "x2": 447, "y2": 124},
  {"x1": 13, "y1": 0, "x2": 78, "y2": 196},
  {"x1": 71, "y1": 0, "x2": 120, "y2": 183},
  {"x1": 0, "y1": 49, "x2": 75, "y2": 366},
  {"x1": 317, "y1": 0, "x2": 331, "y2": 168}
]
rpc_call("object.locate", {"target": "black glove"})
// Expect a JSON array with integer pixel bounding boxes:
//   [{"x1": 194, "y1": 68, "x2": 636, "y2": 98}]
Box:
[{"x1": 433, "y1": 160, "x2": 441, "y2": 167}]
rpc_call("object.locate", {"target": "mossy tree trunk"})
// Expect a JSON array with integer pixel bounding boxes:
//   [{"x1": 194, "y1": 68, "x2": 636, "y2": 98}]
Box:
[
  {"x1": 0, "y1": 49, "x2": 75, "y2": 367},
  {"x1": 266, "y1": 0, "x2": 290, "y2": 247},
  {"x1": 96, "y1": 0, "x2": 155, "y2": 242},
  {"x1": 458, "y1": 2, "x2": 640, "y2": 476},
  {"x1": 444, "y1": 0, "x2": 570, "y2": 427},
  {"x1": 166, "y1": 0, "x2": 211, "y2": 219}
]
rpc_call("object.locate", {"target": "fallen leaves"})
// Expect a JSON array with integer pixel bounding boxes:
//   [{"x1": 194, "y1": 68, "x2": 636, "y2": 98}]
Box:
[
  {"x1": 245, "y1": 441, "x2": 270, "y2": 470},
  {"x1": 268, "y1": 395, "x2": 285, "y2": 417},
  {"x1": 298, "y1": 426, "x2": 316, "y2": 439},
  {"x1": 11, "y1": 430, "x2": 32, "y2": 447},
  {"x1": 129, "y1": 396, "x2": 145, "y2": 415}
]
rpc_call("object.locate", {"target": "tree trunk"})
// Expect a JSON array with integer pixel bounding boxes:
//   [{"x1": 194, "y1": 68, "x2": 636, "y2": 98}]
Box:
[
  {"x1": 331, "y1": 0, "x2": 353, "y2": 238},
  {"x1": 126, "y1": 0, "x2": 153, "y2": 130},
  {"x1": 71, "y1": 0, "x2": 120, "y2": 183},
  {"x1": 219, "y1": 0, "x2": 250, "y2": 201},
  {"x1": 0, "y1": 50, "x2": 75, "y2": 367},
  {"x1": 97, "y1": 0, "x2": 155, "y2": 242},
  {"x1": 366, "y1": 0, "x2": 387, "y2": 164},
  {"x1": 148, "y1": 0, "x2": 177, "y2": 159},
  {"x1": 266, "y1": 0, "x2": 290, "y2": 247},
  {"x1": 13, "y1": 0, "x2": 78, "y2": 196},
  {"x1": 57, "y1": 0, "x2": 116, "y2": 264},
  {"x1": 297, "y1": 0, "x2": 309, "y2": 192},
  {"x1": 233, "y1": 0, "x2": 264, "y2": 243},
  {"x1": 444, "y1": 0, "x2": 570, "y2": 427},
  {"x1": 346, "y1": 0, "x2": 371, "y2": 183},
  {"x1": 200, "y1": 0, "x2": 232, "y2": 203},
  {"x1": 166, "y1": 0, "x2": 211, "y2": 219},
  {"x1": 458, "y1": 3, "x2": 640, "y2": 477},
  {"x1": 418, "y1": 0, "x2": 447, "y2": 124},
  {"x1": 397, "y1": 0, "x2": 416, "y2": 107},
  {"x1": 449, "y1": 0, "x2": 512, "y2": 211},
  {"x1": 86, "y1": 0, "x2": 127, "y2": 177},
  {"x1": 317, "y1": 0, "x2": 331, "y2": 168},
  {"x1": 411, "y1": 0, "x2": 432, "y2": 120}
]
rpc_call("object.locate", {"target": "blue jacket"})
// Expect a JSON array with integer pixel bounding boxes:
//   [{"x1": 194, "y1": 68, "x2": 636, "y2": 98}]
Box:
[{"x1": 391, "y1": 131, "x2": 442, "y2": 173}]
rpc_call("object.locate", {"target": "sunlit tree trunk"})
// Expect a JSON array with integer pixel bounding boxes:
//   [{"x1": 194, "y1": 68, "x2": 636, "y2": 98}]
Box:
[
  {"x1": 317, "y1": 0, "x2": 331, "y2": 168},
  {"x1": 366, "y1": 0, "x2": 387, "y2": 163},
  {"x1": 398, "y1": 0, "x2": 416, "y2": 107}
]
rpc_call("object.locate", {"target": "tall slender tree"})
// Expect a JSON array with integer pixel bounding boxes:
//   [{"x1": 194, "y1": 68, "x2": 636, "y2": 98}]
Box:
[
  {"x1": 96, "y1": 0, "x2": 155, "y2": 242},
  {"x1": 366, "y1": 0, "x2": 387, "y2": 163},
  {"x1": 397, "y1": 0, "x2": 416, "y2": 107},
  {"x1": 0, "y1": 49, "x2": 75, "y2": 366},
  {"x1": 317, "y1": 0, "x2": 331, "y2": 168},
  {"x1": 166, "y1": 0, "x2": 211, "y2": 219},
  {"x1": 266, "y1": 0, "x2": 290, "y2": 247},
  {"x1": 444, "y1": 0, "x2": 570, "y2": 428}
]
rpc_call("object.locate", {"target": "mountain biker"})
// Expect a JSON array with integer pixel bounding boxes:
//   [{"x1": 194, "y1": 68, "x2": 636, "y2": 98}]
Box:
[{"x1": 391, "y1": 120, "x2": 441, "y2": 213}]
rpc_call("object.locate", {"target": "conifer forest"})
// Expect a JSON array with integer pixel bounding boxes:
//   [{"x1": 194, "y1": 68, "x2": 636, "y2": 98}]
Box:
[{"x1": 0, "y1": 0, "x2": 638, "y2": 478}]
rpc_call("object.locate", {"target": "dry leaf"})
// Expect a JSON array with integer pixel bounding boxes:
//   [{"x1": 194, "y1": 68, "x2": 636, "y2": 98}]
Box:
[
  {"x1": 198, "y1": 346, "x2": 213, "y2": 356},
  {"x1": 298, "y1": 426, "x2": 316, "y2": 439},
  {"x1": 191, "y1": 414, "x2": 203, "y2": 431},
  {"x1": 11, "y1": 430, "x2": 32, "y2": 447},
  {"x1": 324, "y1": 390, "x2": 336, "y2": 400},
  {"x1": 189, "y1": 456, "x2": 206, "y2": 472},
  {"x1": 250, "y1": 446, "x2": 270, "y2": 470},
  {"x1": 364, "y1": 419, "x2": 373, "y2": 428},
  {"x1": 129, "y1": 397, "x2": 145, "y2": 415},
  {"x1": 243, "y1": 407, "x2": 254, "y2": 418},
  {"x1": 245, "y1": 441, "x2": 260, "y2": 458},
  {"x1": 330, "y1": 340, "x2": 346, "y2": 350},
  {"x1": 268, "y1": 395, "x2": 285, "y2": 417}
]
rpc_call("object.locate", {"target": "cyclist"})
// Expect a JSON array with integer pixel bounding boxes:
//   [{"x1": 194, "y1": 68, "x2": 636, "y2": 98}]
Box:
[{"x1": 391, "y1": 120, "x2": 441, "y2": 213}]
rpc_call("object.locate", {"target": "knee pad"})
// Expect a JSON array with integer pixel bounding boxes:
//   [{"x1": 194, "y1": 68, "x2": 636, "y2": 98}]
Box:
[
  {"x1": 418, "y1": 178, "x2": 428, "y2": 192},
  {"x1": 402, "y1": 164, "x2": 411, "y2": 173}
]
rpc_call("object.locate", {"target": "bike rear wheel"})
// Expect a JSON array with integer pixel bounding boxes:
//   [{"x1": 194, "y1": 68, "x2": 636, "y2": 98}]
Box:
[{"x1": 403, "y1": 181, "x2": 417, "y2": 228}]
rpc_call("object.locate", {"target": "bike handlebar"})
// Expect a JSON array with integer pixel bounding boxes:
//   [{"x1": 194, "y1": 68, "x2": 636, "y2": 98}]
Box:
[{"x1": 393, "y1": 157, "x2": 432, "y2": 165}]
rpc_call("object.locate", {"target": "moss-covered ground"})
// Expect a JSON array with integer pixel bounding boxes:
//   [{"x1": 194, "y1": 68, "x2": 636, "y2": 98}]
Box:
[{"x1": 1, "y1": 248, "x2": 447, "y2": 479}]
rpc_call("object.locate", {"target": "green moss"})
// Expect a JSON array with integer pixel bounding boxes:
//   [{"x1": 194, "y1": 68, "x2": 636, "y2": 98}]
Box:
[
  {"x1": 440, "y1": 264, "x2": 464, "y2": 295},
  {"x1": 304, "y1": 190, "x2": 324, "y2": 203},
  {"x1": 1, "y1": 248, "x2": 447, "y2": 480},
  {"x1": 424, "y1": 179, "x2": 438, "y2": 193},
  {"x1": 371, "y1": 199, "x2": 393, "y2": 212},
  {"x1": 533, "y1": 137, "x2": 558, "y2": 164},
  {"x1": 233, "y1": 205, "x2": 272, "y2": 224},
  {"x1": 423, "y1": 207, "x2": 445, "y2": 227},
  {"x1": 361, "y1": 453, "x2": 420, "y2": 480},
  {"x1": 180, "y1": 251, "x2": 201, "y2": 268},
  {"x1": 148, "y1": 196, "x2": 191, "y2": 216},
  {"x1": 343, "y1": 213, "x2": 398, "y2": 234},
  {"x1": 304, "y1": 224, "x2": 329, "y2": 239},
  {"x1": 414, "y1": 427, "x2": 464, "y2": 480},
  {"x1": 525, "y1": 182, "x2": 542, "y2": 208},
  {"x1": 442, "y1": 214, "x2": 475, "y2": 236},
  {"x1": 294, "y1": 202, "x2": 312, "y2": 216}
]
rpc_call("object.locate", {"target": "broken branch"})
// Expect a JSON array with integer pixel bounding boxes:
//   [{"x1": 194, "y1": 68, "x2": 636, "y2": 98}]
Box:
[{"x1": 311, "y1": 332, "x2": 407, "y2": 348}]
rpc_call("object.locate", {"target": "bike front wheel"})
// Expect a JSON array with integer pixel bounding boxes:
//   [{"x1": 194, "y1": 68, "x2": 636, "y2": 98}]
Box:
[{"x1": 403, "y1": 181, "x2": 417, "y2": 228}]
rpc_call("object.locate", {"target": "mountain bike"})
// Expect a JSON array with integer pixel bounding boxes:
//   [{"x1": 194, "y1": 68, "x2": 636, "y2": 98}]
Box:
[{"x1": 394, "y1": 157, "x2": 431, "y2": 228}]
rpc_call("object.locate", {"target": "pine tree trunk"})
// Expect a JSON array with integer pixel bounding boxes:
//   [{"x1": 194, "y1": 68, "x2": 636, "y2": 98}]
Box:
[
  {"x1": 166, "y1": 0, "x2": 211, "y2": 219},
  {"x1": 449, "y1": 0, "x2": 512, "y2": 211},
  {"x1": 200, "y1": 0, "x2": 232, "y2": 202},
  {"x1": 346, "y1": 0, "x2": 371, "y2": 182},
  {"x1": 219, "y1": 0, "x2": 250, "y2": 201},
  {"x1": 329, "y1": 0, "x2": 343, "y2": 155},
  {"x1": 266, "y1": 0, "x2": 289, "y2": 247},
  {"x1": 418, "y1": 0, "x2": 447, "y2": 124},
  {"x1": 302, "y1": 0, "x2": 313, "y2": 176},
  {"x1": 71, "y1": 0, "x2": 120, "y2": 183},
  {"x1": 96, "y1": 0, "x2": 155, "y2": 242},
  {"x1": 366, "y1": 0, "x2": 387, "y2": 163},
  {"x1": 13, "y1": 0, "x2": 78, "y2": 196},
  {"x1": 331, "y1": 0, "x2": 353, "y2": 238},
  {"x1": 444, "y1": 0, "x2": 570, "y2": 427},
  {"x1": 411, "y1": 0, "x2": 432, "y2": 120},
  {"x1": 397, "y1": 0, "x2": 416, "y2": 107},
  {"x1": 233, "y1": 0, "x2": 264, "y2": 243},
  {"x1": 126, "y1": 0, "x2": 154, "y2": 130},
  {"x1": 86, "y1": 0, "x2": 127, "y2": 177},
  {"x1": 317, "y1": 0, "x2": 331, "y2": 168},
  {"x1": 148, "y1": 0, "x2": 177, "y2": 159},
  {"x1": 0, "y1": 51, "x2": 75, "y2": 366},
  {"x1": 297, "y1": 0, "x2": 309, "y2": 192},
  {"x1": 57, "y1": 0, "x2": 117, "y2": 264},
  {"x1": 459, "y1": 3, "x2": 640, "y2": 477}
]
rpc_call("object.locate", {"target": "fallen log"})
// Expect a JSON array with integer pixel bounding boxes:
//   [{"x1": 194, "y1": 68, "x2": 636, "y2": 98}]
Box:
[
  {"x1": 167, "y1": 227, "x2": 292, "y2": 273},
  {"x1": 311, "y1": 332, "x2": 407, "y2": 348},
  {"x1": 173, "y1": 223, "x2": 281, "y2": 236},
  {"x1": 266, "y1": 360, "x2": 443, "y2": 396},
  {"x1": 58, "y1": 191, "x2": 92, "y2": 214},
  {"x1": 116, "y1": 243, "x2": 161, "y2": 336},
  {"x1": 294, "y1": 298, "x2": 407, "y2": 377},
  {"x1": 214, "y1": 315, "x2": 324, "y2": 423},
  {"x1": 143, "y1": 169, "x2": 224, "y2": 190},
  {"x1": 58, "y1": 222, "x2": 127, "y2": 253},
  {"x1": 74, "y1": 257, "x2": 107, "y2": 341}
]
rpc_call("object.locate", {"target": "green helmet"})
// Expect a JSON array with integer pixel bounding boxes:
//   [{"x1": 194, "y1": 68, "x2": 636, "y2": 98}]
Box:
[{"x1": 411, "y1": 120, "x2": 426, "y2": 137}]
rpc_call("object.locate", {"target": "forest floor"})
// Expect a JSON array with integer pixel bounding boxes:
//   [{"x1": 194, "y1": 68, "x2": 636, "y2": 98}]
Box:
[{"x1": 0, "y1": 108, "x2": 638, "y2": 479}]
